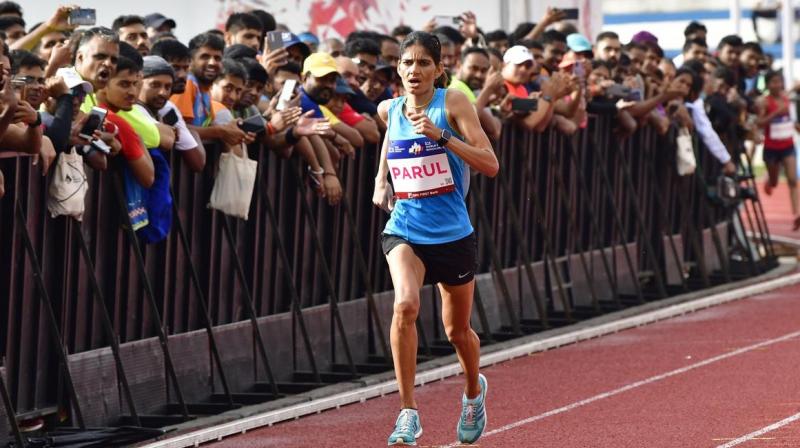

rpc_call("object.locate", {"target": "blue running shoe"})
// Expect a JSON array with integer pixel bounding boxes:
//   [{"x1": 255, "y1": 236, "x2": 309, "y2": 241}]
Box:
[
  {"x1": 457, "y1": 373, "x2": 488, "y2": 444},
  {"x1": 387, "y1": 408, "x2": 423, "y2": 445}
]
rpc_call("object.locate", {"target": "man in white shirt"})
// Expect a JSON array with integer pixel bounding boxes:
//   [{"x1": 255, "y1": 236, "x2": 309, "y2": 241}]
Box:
[{"x1": 136, "y1": 55, "x2": 206, "y2": 172}]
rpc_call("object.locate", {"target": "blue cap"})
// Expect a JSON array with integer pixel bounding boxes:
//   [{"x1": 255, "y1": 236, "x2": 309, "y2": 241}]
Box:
[
  {"x1": 282, "y1": 32, "x2": 311, "y2": 57},
  {"x1": 567, "y1": 33, "x2": 592, "y2": 53},
  {"x1": 297, "y1": 32, "x2": 319, "y2": 46},
  {"x1": 334, "y1": 77, "x2": 355, "y2": 95}
]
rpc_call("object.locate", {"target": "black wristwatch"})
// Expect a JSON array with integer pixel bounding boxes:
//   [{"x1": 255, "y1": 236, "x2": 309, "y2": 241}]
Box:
[
  {"x1": 437, "y1": 128, "x2": 451, "y2": 147},
  {"x1": 28, "y1": 112, "x2": 41, "y2": 127}
]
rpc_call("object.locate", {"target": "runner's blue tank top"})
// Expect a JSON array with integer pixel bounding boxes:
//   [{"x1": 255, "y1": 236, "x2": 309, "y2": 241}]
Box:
[{"x1": 383, "y1": 88, "x2": 473, "y2": 244}]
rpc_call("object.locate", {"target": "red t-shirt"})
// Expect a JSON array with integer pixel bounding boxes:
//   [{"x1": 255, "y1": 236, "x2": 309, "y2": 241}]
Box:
[
  {"x1": 504, "y1": 80, "x2": 529, "y2": 98},
  {"x1": 98, "y1": 105, "x2": 145, "y2": 161},
  {"x1": 337, "y1": 102, "x2": 365, "y2": 127}
]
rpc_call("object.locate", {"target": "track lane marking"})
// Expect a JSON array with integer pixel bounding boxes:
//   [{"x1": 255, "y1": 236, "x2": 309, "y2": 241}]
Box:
[
  {"x1": 443, "y1": 329, "x2": 800, "y2": 447},
  {"x1": 714, "y1": 412, "x2": 800, "y2": 447}
]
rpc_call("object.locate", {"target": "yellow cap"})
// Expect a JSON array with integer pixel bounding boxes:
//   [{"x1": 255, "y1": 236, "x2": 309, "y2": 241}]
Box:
[{"x1": 303, "y1": 52, "x2": 339, "y2": 77}]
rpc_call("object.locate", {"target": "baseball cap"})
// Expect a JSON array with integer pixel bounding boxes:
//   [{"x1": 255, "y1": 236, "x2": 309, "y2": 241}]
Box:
[
  {"x1": 567, "y1": 33, "x2": 592, "y2": 53},
  {"x1": 297, "y1": 32, "x2": 319, "y2": 46},
  {"x1": 281, "y1": 32, "x2": 311, "y2": 57},
  {"x1": 144, "y1": 13, "x2": 176, "y2": 30},
  {"x1": 503, "y1": 45, "x2": 533, "y2": 65},
  {"x1": 303, "y1": 52, "x2": 339, "y2": 77},
  {"x1": 55, "y1": 67, "x2": 93, "y2": 94},
  {"x1": 334, "y1": 77, "x2": 355, "y2": 95}
]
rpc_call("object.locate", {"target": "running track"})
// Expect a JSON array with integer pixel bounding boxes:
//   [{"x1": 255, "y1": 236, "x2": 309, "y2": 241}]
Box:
[{"x1": 208, "y1": 182, "x2": 800, "y2": 448}]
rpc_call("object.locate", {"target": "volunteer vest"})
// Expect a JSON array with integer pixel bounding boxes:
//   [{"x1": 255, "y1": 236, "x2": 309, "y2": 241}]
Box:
[{"x1": 383, "y1": 88, "x2": 473, "y2": 244}]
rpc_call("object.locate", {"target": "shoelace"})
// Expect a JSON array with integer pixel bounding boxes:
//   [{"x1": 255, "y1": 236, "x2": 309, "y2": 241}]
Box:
[
  {"x1": 396, "y1": 410, "x2": 415, "y2": 434},
  {"x1": 462, "y1": 403, "x2": 477, "y2": 428}
]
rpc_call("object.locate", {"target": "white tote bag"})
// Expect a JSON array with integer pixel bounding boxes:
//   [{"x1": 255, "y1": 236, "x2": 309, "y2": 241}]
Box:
[
  {"x1": 675, "y1": 126, "x2": 696, "y2": 176},
  {"x1": 208, "y1": 146, "x2": 257, "y2": 220},
  {"x1": 47, "y1": 147, "x2": 88, "y2": 220}
]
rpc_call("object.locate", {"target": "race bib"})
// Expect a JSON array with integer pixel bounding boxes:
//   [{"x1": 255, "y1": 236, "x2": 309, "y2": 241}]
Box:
[
  {"x1": 770, "y1": 116, "x2": 794, "y2": 141},
  {"x1": 387, "y1": 136, "x2": 455, "y2": 199}
]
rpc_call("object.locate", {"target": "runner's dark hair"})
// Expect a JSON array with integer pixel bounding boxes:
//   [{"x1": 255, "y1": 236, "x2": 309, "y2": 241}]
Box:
[{"x1": 400, "y1": 31, "x2": 449, "y2": 88}]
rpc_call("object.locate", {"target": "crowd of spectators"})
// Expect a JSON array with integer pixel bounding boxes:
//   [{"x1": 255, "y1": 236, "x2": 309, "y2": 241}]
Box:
[{"x1": 0, "y1": 2, "x2": 796, "y2": 233}]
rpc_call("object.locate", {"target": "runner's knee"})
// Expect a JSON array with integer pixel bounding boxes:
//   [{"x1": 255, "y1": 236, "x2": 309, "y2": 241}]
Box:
[
  {"x1": 393, "y1": 295, "x2": 420, "y2": 323},
  {"x1": 445, "y1": 326, "x2": 472, "y2": 347}
]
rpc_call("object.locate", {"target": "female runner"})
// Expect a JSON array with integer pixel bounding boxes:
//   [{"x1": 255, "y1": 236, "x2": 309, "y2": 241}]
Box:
[{"x1": 372, "y1": 31, "x2": 499, "y2": 446}]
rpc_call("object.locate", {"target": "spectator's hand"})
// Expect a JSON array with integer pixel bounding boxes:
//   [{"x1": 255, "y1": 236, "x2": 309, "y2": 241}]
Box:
[
  {"x1": 498, "y1": 93, "x2": 515, "y2": 119},
  {"x1": 0, "y1": 168, "x2": 4, "y2": 198},
  {"x1": 36, "y1": 140, "x2": 56, "y2": 175},
  {"x1": 541, "y1": 7, "x2": 567, "y2": 26},
  {"x1": 483, "y1": 66, "x2": 505, "y2": 96},
  {"x1": 221, "y1": 120, "x2": 250, "y2": 146},
  {"x1": 323, "y1": 174, "x2": 342, "y2": 205},
  {"x1": 13, "y1": 101, "x2": 38, "y2": 125},
  {"x1": 270, "y1": 106, "x2": 302, "y2": 132},
  {"x1": 0, "y1": 74, "x2": 19, "y2": 115},
  {"x1": 372, "y1": 178, "x2": 394, "y2": 212},
  {"x1": 48, "y1": 42, "x2": 73, "y2": 73},
  {"x1": 44, "y1": 5, "x2": 78, "y2": 33},
  {"x1": 459, "y1": 11, "x2": 478, "y2": 39},
  {"x1": 542, "y1": 72, "x2": 572, "y2": 99},
  {"x1": 406, "y1": 110, "x2": 441, "y2": 141},
  {"x1": 45, "y1": 76, "x2": 70, "y2": 98},
  {"x1": 294, "y1": 110, "x2": 334, "y2": 137},
  {"x1": 722, "y1": 161, "x2": 736, "y2": 175},
  {"x1": 422, "y1": 17, "x2": 437, "y2": 33},
  {"x1": 664, "y1": 78, "x2": 690, "y2": 100},
  {"x1": 615, "y1": 99, "x2": 636, "y2": 110},
  {"x1": 260, "y1": 48, "x2": 289, "y2": 76},
  {"x1": 93, "y1": 128, "x2": 121, "y2": 156},
  {"x1": 333, "y1": 135, "x2": 356, "y2": 159}
]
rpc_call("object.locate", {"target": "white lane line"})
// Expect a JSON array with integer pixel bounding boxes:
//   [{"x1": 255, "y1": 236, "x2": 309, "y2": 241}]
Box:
[
  {"x1": 715, "y1": 412, "x2": 800, "y2": 447},
  {"x1": 443, "y1": 329, "x2": 800, "y2": 447}
]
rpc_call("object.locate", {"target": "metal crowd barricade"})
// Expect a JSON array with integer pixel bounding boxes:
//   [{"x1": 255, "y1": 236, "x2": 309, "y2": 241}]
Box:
[{"x1": 0, "y1": 114, "x2": 775, "y2": 443}]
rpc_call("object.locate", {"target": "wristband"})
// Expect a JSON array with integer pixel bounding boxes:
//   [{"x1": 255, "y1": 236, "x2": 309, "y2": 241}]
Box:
[
  {"x1": 309, "y1": 166, "x2": 324, "y2": 175},
  {"x1": 285, "y1": 126, "x2": 298, "y2": 145},
  {"x1": 267, "y1": 122, "x2": 276, "y2": 135},
  {"x1": 28, "y1": 112, "x2": 41, "y2": 127},
  {"x1": 323, "y1": 171, "x2": 336, "y2": 177}
]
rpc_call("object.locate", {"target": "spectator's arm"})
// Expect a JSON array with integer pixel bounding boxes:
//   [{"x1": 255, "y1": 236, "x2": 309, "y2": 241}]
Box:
[
  {"x1": 180, "y1": 129, "x2": 206, "y2": 172},
  {"x1": 155, "y1": 123, "x2": 176, "y2": 151},
  {"x1": 353, "y1": 115, "x2": 380, "y2": 144},
  {"x1": 309, "y1": 134, "x2": 342, "y2": 204},
  {"x1": 477, "y1": 106, "x2": 502, "y2": 141},
  {"x1": 44, "y1": 95, "x2": 73, "y2": 152},
  {"x1": 330, "y1": 121, "x2": 364, "y2": 148},
  {"x1": 688, "y1": 102, "x2": 732, "y2": 164},
  {"x1": 10, "y1": 6, "x2": 74, "y2": 51},
  {"x1": 443, "y1": 89, "x2": 498, "y2": 177},
  {"x1": 0, "y1": 123, "x2": 42, "y2": 155},
  {"x1": 0, "y1": 77, "x2": 18, "y2": 138},
  {"x1": 524, "y1": 7, "x2": 566, "y2": 41},
  {"x1": 127, "y1": 146, "x2": 155, "y2": 188}
]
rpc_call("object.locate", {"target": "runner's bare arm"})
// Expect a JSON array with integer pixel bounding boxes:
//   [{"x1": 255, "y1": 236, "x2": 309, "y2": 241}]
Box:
[
  {"x1": 374, "y1": 100, "x2": 392, "y2": 183},
  {"x1": 444, "y1": 89, "x2": 498, "y2": 177}
]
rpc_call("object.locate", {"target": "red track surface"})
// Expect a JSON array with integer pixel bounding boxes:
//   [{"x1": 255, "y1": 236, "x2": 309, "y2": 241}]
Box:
[{"x1": 208, "y1": 178, "x2": 800, "y2": 448}]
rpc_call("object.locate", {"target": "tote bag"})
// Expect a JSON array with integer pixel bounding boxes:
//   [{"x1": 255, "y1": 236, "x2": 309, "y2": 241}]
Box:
[
  {"x1": 47, "y1": 147, "x2": 88, "y2": 220},
  {"x1": 675, "y1": 126, "x2": 696, "y2": 176},
  {"x1": 208, "y1": 146, "x2": 257, "y2": 220}
]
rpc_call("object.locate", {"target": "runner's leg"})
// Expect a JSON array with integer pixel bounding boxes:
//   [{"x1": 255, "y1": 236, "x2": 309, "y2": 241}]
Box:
[
  {"x1": 765, "y1": 159, "x2": 780, "y2": 196},
  {"x1": 782, "y1": 153, "x2": 798, "y2": 215},
  {"x1": 386, "y1": 244, "x2": 426, "y2": 409},
  {"x1": 438, "y1": 280, "x2": 481, "y2": 398}
]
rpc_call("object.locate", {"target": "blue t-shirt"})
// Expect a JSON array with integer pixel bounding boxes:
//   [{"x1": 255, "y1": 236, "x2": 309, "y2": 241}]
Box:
[
  {"x1": 383, "y1": 88, "x2": 473, "y2": 244},
  {"x1": 299, "y1": 87, "x2": 323, "y2": 118}
]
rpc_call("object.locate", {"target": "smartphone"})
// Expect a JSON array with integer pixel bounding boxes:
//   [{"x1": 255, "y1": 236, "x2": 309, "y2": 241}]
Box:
[
  {"x1": 277, "y1": 79, "x2": 297, "y2": 111},
  {"x1": 606, "y1": 83, "x2": 632, "y2": 99},
  {"x1": 162, "y1": 108, "x2": 179, "y2": 126},
  {"x1": 510, "y1": 98, "x2": 538, "y2": 112},
  {"x1": 79, "y1": 106, "x2": 108, "y2": 140},
  {"x1": 68, "y1": 8, "x2": 96, "y2": 26},
  {"x1": 433, "y1": 15, "x2": 462, "y2": 27},
  {"x1": 10, "y1": 79, "x2": 25, "y2": 99},
  {"x1": 239, "y1": 114, "x2": 266, "y2": 134},
  {"x1": 573, "y1": 62, "x2": 585, "y2": 78},
  {"x1": 558, "y1": 8, "x2": 579, "y2": 20},
  {"x1": 266, "y1": 31, "x2": 286, "y2": 52}
]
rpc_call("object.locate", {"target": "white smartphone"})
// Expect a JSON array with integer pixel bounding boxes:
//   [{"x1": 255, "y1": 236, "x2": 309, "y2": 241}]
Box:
[{"x1": 277, "y1": 79, "x2": 297, "y2": 111}]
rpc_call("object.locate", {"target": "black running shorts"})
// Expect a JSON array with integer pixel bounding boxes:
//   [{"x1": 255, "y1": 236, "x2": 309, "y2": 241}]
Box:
[{"x1": 381, "y1": 233, "x2": 478, "y2": 286}]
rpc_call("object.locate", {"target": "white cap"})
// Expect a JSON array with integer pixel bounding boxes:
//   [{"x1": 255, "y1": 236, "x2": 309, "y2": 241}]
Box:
[
  {"x1": 503, "y1": 45, "x2": 533, "y2": 65},
  {"x1": 55, "y1": 67, "x2": 93, "y2": 94}
]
